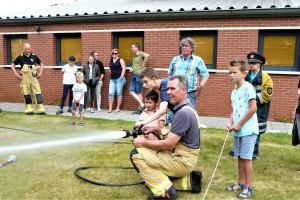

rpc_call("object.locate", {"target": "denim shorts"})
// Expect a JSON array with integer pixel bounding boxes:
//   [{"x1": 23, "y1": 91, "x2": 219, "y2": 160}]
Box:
[
  {"x1": 72, "y1": 102, "x2": 84, "y2": 112},
  {"x1": 233, "y1": 134, "x2": 257, "y2": 160},
  {"x1": 108, "y1": 77, "x2": 126, "y2": 98},
  {"x1": 129, "y1": 74, "x2": 143, "y2": 94}
]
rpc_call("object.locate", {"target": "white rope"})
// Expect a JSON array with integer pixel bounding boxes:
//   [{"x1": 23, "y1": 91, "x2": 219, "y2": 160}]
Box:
[{"x1": 201, "y1": 130, "x2": 230, "y2": 200}]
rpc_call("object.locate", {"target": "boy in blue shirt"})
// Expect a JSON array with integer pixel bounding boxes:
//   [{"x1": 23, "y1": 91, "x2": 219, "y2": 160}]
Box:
[{"x1": 226, "y1": 59, "x2": 258, "y2": 199}]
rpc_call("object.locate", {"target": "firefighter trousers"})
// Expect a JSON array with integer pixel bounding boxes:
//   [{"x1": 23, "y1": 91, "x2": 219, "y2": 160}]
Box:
[{"x1": 132, "y1": 143, "x2": 199, "y2": 196}]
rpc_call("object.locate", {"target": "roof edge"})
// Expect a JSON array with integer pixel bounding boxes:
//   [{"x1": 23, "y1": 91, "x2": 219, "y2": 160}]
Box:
[{"x1": 1, "y1": 8, "x2": 300, "y2": 26}]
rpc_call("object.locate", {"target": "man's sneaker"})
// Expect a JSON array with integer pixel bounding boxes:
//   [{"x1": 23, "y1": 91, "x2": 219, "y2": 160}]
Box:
[
  {"x1": 227, "y1": 150, "x2": 234, "y2": 157},
  {"x1": 97, "y1": 106, "x2": 101, "y2": 112},
  {"x1": 67, "y1": 107, "x2": 72, "y2": 113},
  {"x1": 69, "y1": 122, "x2": 75, "y2": 126},
  {"x1": 56, "y1": 108, "x2": 63, "y2": 115},
  {"x1": 141, "y1": 105, "x2": 146, "y2": 112},
  {"x1": 132, "y1": 109, "x2": 142, "y2": 115},
  {"x1": 79, "y1": 123, "x2": 84, "y2": 127},
  {"x1": 190, "y1": 171, "x2": 202, "y2": 193},
  {"x1": 148, "y1": 186, "x2": 178, "y2": 200},
  {"x1": 90, "y1": 108, "x2": 94, "y2": 113},
  {"x1": 0, "y1": 108, "x2": 3, "y2": 113}
]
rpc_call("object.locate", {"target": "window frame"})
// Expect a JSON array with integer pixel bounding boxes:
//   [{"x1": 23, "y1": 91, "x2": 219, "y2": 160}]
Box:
[
  {"x1": 180, "y1": 31, "x2": 218, "y2": 69},
  {"x1": 55, "y1": 33, "x2": 81, "y2": 66},
  {"x1": 113, "y1": 32, "x2": 144, "y2": 67},
  {"x1": 6, "y1": 35, "x2": 27, "y2": 65},
  {"x1": 258, "y1": 30, "x2": 300, "y2": 71}
]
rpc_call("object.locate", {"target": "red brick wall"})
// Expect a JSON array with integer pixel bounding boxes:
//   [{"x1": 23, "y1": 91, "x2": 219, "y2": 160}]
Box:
[{"x1": 0, "y1": 17, "x2": 299, "y2": 120}]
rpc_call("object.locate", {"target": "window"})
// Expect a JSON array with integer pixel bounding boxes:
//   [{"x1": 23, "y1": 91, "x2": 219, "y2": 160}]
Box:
[
  {"x1": 56, "y1": 34, "x2": 81, "y2": 66},
  {"x1": 259, "y1": 30, "x2": 300, "y2": 71},
  {"x1": 113, "y1": 32, "x2": 144, "y2": 67},
  {"x1": 181, "y1": 31, "x2": 218, "y2": 69},
  {"x1": 6, "y1": 35, "x2": 27, "y2": 64}
]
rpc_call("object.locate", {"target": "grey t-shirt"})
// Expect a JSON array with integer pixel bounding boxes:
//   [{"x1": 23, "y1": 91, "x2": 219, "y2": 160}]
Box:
[{"x1": 170, "y1": 99, "x2": 200, "y2": 149}]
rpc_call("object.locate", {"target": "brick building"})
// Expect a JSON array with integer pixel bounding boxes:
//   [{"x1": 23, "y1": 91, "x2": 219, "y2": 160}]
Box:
[{"x1": 0, "y1": 0, "x2": 300, "y2": 120}]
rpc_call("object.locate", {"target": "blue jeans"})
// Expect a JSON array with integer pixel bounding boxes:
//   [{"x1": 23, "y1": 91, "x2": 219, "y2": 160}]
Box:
[
  {"x1": 129, "y1": 74, "x2": 143, "y2": 94},
  {"x1": 60, "y1": 84, "x2": 73, "y2": 109},
  {"x1": 108, "y1": 77, "x2": 126, "y2": 98}
]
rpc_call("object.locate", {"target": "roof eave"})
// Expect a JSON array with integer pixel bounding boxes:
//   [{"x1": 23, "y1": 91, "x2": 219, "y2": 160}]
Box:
[{"x1": 0, "y1": 8, "x2": 300, "y2": 26}]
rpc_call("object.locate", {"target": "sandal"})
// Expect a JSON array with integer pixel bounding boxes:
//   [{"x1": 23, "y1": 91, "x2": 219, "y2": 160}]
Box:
[
  {"x1": 237, "y1": 186, "x2": 254, "y2": 199},
  {"x1": 225, "y1": 182, "x2": 244, "y2": 191}
]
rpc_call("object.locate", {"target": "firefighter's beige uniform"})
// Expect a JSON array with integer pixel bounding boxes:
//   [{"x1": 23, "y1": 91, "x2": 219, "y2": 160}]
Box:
[
  {"x1": 131, "y1": 102, "x2": 200, "y2": 197},
  {"x1": 13, "y1": 53, "x2": 45, "y2": 114}
]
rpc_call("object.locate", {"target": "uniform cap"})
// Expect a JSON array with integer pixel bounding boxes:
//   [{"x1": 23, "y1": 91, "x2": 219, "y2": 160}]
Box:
[{"x1": 247, "y1": 52, "x2": 265, "y2": 65}]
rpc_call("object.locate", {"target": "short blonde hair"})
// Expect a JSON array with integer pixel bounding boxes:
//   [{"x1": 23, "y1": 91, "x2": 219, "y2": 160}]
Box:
[
  {"x1": 111, "y1": 49, "x2": 119, "y2": 54},
  {"x1": 76, "y1": 72, "x2": 83, "y2": 78}
]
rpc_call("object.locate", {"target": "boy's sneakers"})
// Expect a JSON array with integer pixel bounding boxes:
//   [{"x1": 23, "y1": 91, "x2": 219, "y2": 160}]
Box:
[
  {"x1": 69, "y1": 122, "x2": 75, "y2": 126},
  {"x1": 79, "y1": 123, "x2": 84, "y2": 127},
  {"x1": 148, "y1": 185, "x2": 178, "y2": 200},
  {"x1": 56, "y1": 108, "x2": 63, "y2": 115},
  {"x1": 227, "y1": 150, "x2": 234, "y2": 157},
  {"x1": 190, "y1": 171, "x2": 202, "y2": 193},
  {"x1": 67, "y1": 107, "x2": 72, "y2": 113}
]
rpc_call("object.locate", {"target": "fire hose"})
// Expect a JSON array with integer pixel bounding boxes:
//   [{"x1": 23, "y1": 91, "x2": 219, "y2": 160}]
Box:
[{"x1": 74, "y1": 129, "x2": 147, "y2": 187}]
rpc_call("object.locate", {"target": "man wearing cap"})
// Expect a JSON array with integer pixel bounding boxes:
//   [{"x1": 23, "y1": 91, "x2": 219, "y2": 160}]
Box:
[
  {"x1": 56, "y1": 56, "x2": 78, "y2": 115},
  {"x1": 11, "y1": 43, "x2": 46, "y2": 115},
  {"x1": 228, "y1": 52, "x2": 273, "y2": 160}
]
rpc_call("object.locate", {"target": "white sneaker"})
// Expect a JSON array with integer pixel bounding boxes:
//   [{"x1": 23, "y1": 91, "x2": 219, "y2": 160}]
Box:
[
  {"x1": 97, "y1": 107, "x2": 101, "y2": 112},
  {"x1": 83, "y1": 109, "x2": 85, "y2": 113},
  {"x1": 90, "y1": 108, "x2": 94, "y2": 113},
  {"x1": 87, "y1": 107, "x2": 91, "y2": 111}
]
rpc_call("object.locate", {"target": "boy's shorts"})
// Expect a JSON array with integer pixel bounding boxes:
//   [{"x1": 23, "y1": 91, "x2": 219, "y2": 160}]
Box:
[
  {"x1": 233, "y1": 134, "x2": 257, "y2": 160},
  {"x1": 72, "y1": 102, "x2": 84, "y2": 112},
  {"x1": 129, "y1": 74, "x2": 143, "y2": 94}
]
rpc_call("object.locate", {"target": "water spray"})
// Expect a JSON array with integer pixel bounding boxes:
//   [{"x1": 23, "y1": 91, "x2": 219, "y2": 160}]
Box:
[{"x1": 0, "y1": 155, "x2": 16, "y2": 168}]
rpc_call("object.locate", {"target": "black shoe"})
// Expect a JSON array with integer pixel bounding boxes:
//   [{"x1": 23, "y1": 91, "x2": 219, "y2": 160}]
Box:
[
  {"x1": 227, "y1": 151, "x2": 234, "y2": 157},
  {"x1": 132, "y1": 109, "x2": 142, "y2": 115},
  {"x1": 148, "y1": 186, "x2": 178, "y2": 200},
  {"x1": 190, "y1": 171, "x2": 202, "y2": 193},
  {"x1": 0, "y1": 108, "x2": 3, "y2": 113}
]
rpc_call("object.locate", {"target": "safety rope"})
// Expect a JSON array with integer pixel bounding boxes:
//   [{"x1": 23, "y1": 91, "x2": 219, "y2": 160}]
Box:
[{"x1": 201, "y1": 130, "x2": 230, "y2": 200}]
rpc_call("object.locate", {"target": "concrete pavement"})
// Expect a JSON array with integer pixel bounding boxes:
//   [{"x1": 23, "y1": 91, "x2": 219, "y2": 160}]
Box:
[{"x1": 0, "y1": 102, "x2": 293, "y2": 134}]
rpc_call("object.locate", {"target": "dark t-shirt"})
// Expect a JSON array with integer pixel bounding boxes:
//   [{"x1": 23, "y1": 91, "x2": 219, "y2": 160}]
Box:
[
  {"x1": 170, "y1": 99, "x2": 200, "y2": 149},
  {"x1": 14, "y1": 53, "x2": 41, "y2": 68},
  {"x1": 160, "y1": 78, "x2": 174, "y2": 111}
]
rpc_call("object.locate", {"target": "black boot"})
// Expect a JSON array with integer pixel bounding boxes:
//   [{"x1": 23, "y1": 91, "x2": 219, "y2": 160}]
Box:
[
  {"x1": 190, "y1": 171, "x2": 202, "y2": 193},
  {"x1": 148, "y1": 185, "x2": 178, "y2": 200}
]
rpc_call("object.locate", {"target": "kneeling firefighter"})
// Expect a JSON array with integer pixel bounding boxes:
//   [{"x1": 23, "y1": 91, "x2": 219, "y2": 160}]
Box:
[{"x1": 11, "y1": 43, "x2": 46, "y2": 115}]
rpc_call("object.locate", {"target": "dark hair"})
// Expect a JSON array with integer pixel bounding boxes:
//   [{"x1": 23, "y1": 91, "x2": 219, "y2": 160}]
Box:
[
  {"x1": 140, "y1": 67, "x2": 159, "y2": 79},
  {"x1": 228, "y1": 59, "x2": 246, "y2": 72},
  {"x1": 169, "y1": 75, "x2": 188, "y2": 90},
  {"x1": 145, "y1": 90, "x2": 159, "y2": 103},
  {"x1": 132, "y1": 42, "x2": 140, "y2": 50}
]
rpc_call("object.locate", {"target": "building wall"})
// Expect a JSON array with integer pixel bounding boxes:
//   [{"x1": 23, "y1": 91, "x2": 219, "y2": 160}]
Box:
[{"x1": 0, "y1": 17, "x2": 299, "y2": 120}]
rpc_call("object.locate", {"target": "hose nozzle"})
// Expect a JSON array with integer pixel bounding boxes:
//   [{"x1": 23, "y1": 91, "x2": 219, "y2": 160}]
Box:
[{"x1": 122, "y1": 129, "x2": 145, "y2": 138}]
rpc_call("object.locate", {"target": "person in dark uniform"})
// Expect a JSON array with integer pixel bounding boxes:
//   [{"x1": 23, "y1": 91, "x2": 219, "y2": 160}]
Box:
[
  {"x1": 228, "y1": 52, "x2": 273, "y2": 160},
  {"x1": 11, "y1": 43, "x2": 46, "y2": 115}
]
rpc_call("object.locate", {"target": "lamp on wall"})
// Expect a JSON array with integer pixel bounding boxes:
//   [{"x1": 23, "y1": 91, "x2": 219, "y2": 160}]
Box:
[{"x1": 34, "y1": 25, "x2": 41, "y2": 32}]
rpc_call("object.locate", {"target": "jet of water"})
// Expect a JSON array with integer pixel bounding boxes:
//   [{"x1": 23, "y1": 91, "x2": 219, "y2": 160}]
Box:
[{"x1": 0, "y1": 131, "x2": 127, "y2": 155}]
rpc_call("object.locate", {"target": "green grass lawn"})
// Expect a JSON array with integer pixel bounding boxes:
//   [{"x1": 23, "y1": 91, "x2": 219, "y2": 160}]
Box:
[{"x1": 0, "y1": 112, "x2": 299, "y2": 200}]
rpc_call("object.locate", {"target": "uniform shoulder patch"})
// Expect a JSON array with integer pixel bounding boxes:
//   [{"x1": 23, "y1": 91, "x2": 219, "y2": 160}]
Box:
[{"x1": 267, "y1": 87, "x2": 273, "y2": 95}]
